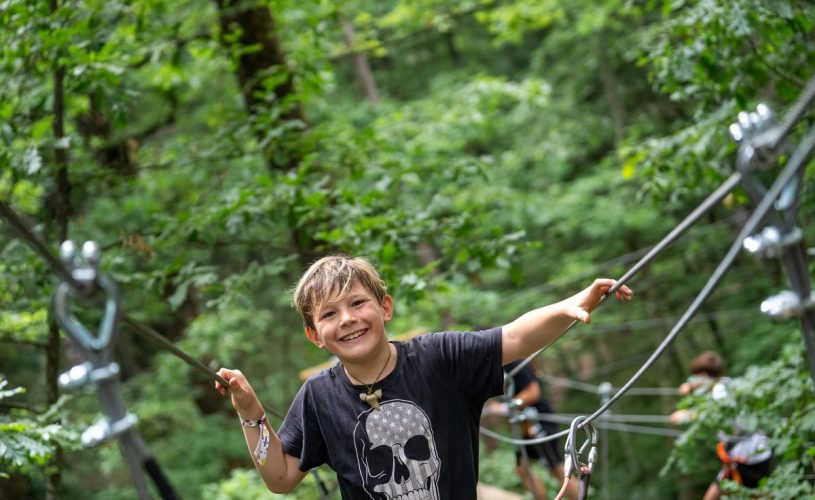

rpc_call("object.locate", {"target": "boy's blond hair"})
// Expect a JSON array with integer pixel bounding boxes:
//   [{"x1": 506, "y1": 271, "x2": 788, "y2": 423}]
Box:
[{"x1": 292, "y1": 254, "x2": 388, "y2": 330}]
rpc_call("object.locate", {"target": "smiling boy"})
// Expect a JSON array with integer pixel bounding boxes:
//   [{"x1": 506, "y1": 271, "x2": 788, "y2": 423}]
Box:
[{"x1": 216, "y1": 254, "x2": 632, "y2": 499}]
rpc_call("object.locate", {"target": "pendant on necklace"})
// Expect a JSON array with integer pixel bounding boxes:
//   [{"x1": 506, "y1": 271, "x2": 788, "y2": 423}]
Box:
[{"x1": 359, "y1": 389, "x2": 383, "y2": 410}]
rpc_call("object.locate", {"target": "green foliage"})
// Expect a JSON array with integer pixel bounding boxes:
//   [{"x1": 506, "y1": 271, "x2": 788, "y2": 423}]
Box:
[
  {"x1": 201, "y1": 468, "x2": 270, "y2": 500},
  {"x1": 0, "y1": 380, "x2": 79, "y2": 476},
  {"x1": 667, "y1": 335, "x2": 815, "y2": 499},
  {"x1": 201, "y1": 466, "x2": 338, "y2": 500},
  {"x1": 478, "y1": 446, "x2": 525, "y2": 494},
  {"x1": 479, "y1": 445, "x2": 564, "y2": 497},
  {"x1": 631, "y1": 0, "x2": 815, "y2": 196},
  {"x1": 2, "y1": 0, "x2": 815, "y2": 497}
]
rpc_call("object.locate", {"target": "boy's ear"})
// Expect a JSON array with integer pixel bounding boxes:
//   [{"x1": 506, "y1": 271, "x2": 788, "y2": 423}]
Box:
[
  {"x1": 382, "y1": 295, "x2": 393, "y2": 321},
  {"x1": 304, "y1": 327, "x2": 324, "y2": 348}
]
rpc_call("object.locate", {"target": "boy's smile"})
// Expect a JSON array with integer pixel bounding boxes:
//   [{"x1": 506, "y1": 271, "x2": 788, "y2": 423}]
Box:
[
  {"x1": 305, "y1": 282, "x2": 393, "y2": 368},
  {"x1": 340, "y1": 328, "x2": 368, "y2": 342}
]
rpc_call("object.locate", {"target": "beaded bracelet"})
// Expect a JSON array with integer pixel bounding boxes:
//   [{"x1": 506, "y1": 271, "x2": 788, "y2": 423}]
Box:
[{"x1": 240, "y1": 414, "x2": 270, "y2": 465}]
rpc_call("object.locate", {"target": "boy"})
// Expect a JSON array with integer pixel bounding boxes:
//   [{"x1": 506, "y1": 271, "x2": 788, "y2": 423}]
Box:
[{"x1": 216, "y1": 255, "x2": 632, "y2": 498}]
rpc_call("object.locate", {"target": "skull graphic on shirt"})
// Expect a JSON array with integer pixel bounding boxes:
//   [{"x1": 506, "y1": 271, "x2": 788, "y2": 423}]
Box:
[{"x1": 353, "y1": 400, "x2": 440, "y2": 499}]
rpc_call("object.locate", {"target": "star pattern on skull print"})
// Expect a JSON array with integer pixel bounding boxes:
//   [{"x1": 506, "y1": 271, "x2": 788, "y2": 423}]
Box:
[{"x1": 353, "y1": 400, "x2": 441, "y2": 500}]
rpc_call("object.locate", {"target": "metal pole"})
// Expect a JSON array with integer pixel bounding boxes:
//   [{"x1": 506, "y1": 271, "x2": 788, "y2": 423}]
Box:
[{"x1": 598, "y1": 382, "x2": 612, "y2": 500}]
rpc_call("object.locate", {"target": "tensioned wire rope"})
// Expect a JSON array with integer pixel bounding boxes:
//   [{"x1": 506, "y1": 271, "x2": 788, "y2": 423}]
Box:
[
  {"x1": 533, "y1": 415, "x2": 680, "y2": 438},
  {"x1": 0, "y1": 171, "x2": 763, "y2": 439},
  {"x1": 0, "y1": 200, "x2": 339, "y2": 498},
  {"x1": 450, "y1": 211, "x2": 750, "y2": 323},
  {"x1": 586, "y1": 308, "x2": 775, "y2": 379},
  {"x1": 485, "y1": 111, "x2": 815, "y2": 448},
  {"x1": 507, "y1": 171, "x2": 744, "y2": 381},
  {"x1": 483, "y1": 409, "x2": 681, "y2": 437},
  {"x1": 0, "y1": 199, "x2": 286, "y2": 422},
  {"x1": 521, "y1": 306, "x2": 762, "y2": 394}
]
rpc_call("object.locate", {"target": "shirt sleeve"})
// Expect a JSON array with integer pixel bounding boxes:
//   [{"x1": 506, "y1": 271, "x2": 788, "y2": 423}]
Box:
[
  {"x1": 421, "y1": 327, "x2": 504, "y2": 405},
  {"x1": 277, "y1": 381, "x2": 328, "y2": 471}
]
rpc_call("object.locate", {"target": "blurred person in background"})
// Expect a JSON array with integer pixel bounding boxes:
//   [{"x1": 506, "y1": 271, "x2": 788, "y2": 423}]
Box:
[{"x1": 670, "y1": 351, "x2": 772, "y2": 500}]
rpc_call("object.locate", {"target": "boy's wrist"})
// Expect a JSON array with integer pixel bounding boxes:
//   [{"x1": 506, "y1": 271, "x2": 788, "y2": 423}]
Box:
[
  {"x1": 237, "y1": 404, "x2": 264, "y2": 422},
  {"x1": 240, "y1": 413, "x2": 266, "y2": 426}
]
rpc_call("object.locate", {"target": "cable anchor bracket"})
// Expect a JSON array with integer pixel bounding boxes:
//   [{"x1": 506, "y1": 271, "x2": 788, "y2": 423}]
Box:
[
  {"x1": 743, "y1": 226, "x2": 803, "y2": 259},
  {"x1": 761, "y1": 290, "x2": 815, "y2": 320}
]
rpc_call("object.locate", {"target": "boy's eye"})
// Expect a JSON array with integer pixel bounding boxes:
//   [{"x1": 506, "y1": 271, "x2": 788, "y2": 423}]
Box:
[
  {"x1": 320, "y1": 310, "x2": 335, "y2": 320},
  {"x1": 352, "y1": 299, "x2": 367, "y2": 307}
]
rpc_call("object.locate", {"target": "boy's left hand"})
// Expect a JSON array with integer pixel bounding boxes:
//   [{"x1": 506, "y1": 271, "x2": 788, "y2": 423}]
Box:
[{"x1": 564, "y1": 278, "x2": 632, "y2": 324}]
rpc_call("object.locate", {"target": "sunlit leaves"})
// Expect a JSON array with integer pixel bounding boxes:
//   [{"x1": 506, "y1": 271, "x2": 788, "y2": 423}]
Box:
[{"x1": 0, "y1": 380, "x2": 79, "y2": 475}]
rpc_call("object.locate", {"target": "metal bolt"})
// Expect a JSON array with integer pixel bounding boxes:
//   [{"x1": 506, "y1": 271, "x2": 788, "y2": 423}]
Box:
[
  {"x1": 761, "y1": 290, "x2": 802, "y2": 319},
  {"x1": 59, "y1": 240, "x2": 77, "y2": 265},
  {"x1": 756, "y1": 103, "x2": 772, "y2": 122},
  {"x1": 737, "y1": 111, "x2": 752, "y2": 131},
  {"x1": 82, "y1": 241, "x2": 101, "y2": 267},
  {"x1": 729, "y1": 123, "x2": 744, "y2": 142}
]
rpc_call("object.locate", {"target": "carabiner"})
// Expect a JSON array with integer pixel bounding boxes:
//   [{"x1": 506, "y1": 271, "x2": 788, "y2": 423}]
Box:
[
  {"x1": 52, "y1": 240, "x2": 120, "y2": 361},
  {"x1": 564, "y1": 416, "x2": 598, "y2": 500}
]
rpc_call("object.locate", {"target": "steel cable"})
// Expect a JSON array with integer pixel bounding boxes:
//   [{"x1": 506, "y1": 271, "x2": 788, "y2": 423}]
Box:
[
  {"x1": 507, "y1": 171, "x2": 743, "y2": 380},
  {"x1": 0, "y1": 200, "x2": 286, "y2": 420},
  {"x1": 488, "y1": 119, "x2": 815, "y2": 447}
]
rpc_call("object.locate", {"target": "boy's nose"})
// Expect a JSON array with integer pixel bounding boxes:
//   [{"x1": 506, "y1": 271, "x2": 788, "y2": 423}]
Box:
[{"x1": 340, "y1": 309, "x2": 356, "y2": 326}]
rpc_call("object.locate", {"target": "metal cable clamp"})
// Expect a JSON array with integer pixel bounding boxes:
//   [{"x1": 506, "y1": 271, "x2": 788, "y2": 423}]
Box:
[{"x1": 53, "y1": 240, "x2": 176, "y2": 500}]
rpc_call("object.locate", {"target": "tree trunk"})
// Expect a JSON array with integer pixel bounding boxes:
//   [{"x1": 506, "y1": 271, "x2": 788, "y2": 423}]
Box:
[
  {"x1": 46, "y1": 1, "x2": 69, "y2": 495},
  {"x1": 443, "y1": 30, "x2": 461, "y2": 66},
  {"x1": 215, "y1": 0, "x2": 305, "y2": 171},
  {"x1": 342, "y1": 20, "x2": 380, "y2": 103},
  {"x1": 215, "y1": 0, "x2": 330, "y2": 269},
  {"x1": 596, "y1": 33, "x2": 625, "y2": 146}
]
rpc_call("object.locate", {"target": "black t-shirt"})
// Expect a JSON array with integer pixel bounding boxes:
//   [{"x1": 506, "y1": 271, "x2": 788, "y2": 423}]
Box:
[{"x1": 278, "y1": 328, "x2": 503, "y2": 499}]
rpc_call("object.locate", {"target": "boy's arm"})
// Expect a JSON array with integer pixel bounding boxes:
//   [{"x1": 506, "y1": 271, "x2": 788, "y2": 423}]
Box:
[
  {"x1": 216, "y1": 368, "x2": 308, "y2": 493},
  {"x1": 501, "y1": 279, "x2": 632, "y2": 365}
]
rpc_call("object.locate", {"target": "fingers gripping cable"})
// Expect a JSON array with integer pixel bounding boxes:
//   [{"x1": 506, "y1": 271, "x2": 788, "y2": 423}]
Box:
[
  {"x1": 489, "y1": 72, "x2": 815, "y2": 450},
  {"x1": 0, "y1": 202, "x2": 333, "y2": 499}
]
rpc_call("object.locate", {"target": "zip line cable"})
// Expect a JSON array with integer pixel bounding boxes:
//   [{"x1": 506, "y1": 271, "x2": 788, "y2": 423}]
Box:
[
  {"x1": 538, "y1": 374, "x2": 679, "y2": 396},
  {"x1": 580, "y1": 307, "x2": 760, "y2": 336},
  {"x1": 479, "y1": 421, "x2": 680, "y2": 440},
  {"x1": 482, "y1": 407, "x2": 675, "y2": 424},
  {"x1": 0, "y1": 201, "x2": 344, "y2": 499},
  {"x1": 507, "y1": 171, "x2": 744, "y2": 380},
  {"x1": 0, "y1": 200, "x2": 286, "y2": 421},
  {"x1": 490, "y1": 114, "x2": 815, "y2": 449},
  {"x1": 586, "y1": 310, "x2": 765, "y2": 378},
  {"x1": 771, "y1": 74, "x2": 815, "y2": 150},
  {"x1": 458, "y1": 212, "x2": 749, "y2": 323}
]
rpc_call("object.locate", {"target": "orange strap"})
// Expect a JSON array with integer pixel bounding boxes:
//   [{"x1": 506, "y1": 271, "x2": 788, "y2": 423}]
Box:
[{"x1": 716, "y1": 441, "x2": 744, "y2": 485}]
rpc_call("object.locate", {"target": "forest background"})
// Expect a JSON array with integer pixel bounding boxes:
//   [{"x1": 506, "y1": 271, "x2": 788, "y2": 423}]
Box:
[{"x1": 1, "y1": 0, "x2": 815, "y2": 498}]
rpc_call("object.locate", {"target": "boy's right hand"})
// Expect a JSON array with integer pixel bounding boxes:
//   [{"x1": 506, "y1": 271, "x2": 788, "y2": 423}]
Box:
[{"x1": 215, "y1": 368, "x2": 264, "y2": 420}]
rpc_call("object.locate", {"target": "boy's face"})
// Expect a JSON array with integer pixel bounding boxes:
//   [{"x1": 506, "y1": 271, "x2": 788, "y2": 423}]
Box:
[{"x1": 305, "y1": 281, "x2": 393, "y2": 364}]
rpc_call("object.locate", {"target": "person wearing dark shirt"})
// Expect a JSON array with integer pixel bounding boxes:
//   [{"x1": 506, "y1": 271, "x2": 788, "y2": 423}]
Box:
[{"x1": 488, "y1": 360, "x2": 578, "y2": 500}]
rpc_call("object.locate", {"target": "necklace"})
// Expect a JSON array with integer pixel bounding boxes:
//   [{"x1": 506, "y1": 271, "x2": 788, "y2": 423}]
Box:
[{"x1": 346, "y1": 345, "x2": 392, "y2": 411}]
